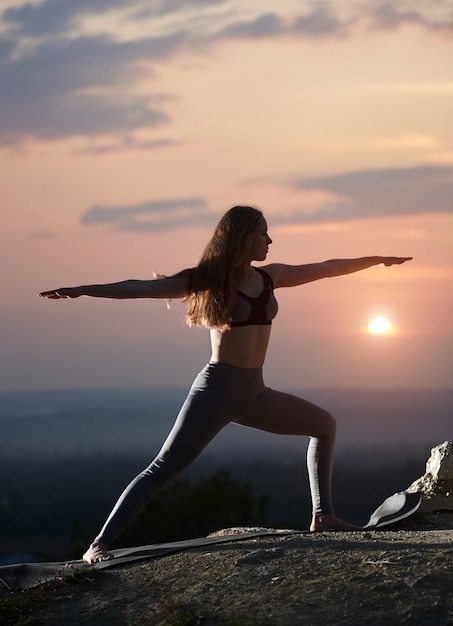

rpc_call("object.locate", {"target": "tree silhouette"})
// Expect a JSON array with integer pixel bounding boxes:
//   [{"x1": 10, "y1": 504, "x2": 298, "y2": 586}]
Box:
[{"x1": 108, "y1": 469, "x2": 269, "y2": 549}]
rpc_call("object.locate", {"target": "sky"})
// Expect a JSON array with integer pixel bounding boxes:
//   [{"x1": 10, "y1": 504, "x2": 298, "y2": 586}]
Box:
[{"x1": 1, "y1": 0, "x2": 452, "y2": 393}]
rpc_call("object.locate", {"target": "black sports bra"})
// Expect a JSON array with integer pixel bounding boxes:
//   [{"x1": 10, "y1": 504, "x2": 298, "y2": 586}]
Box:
[{"x1": 230, "y1": 267, "x2": 278, "y2": 327}]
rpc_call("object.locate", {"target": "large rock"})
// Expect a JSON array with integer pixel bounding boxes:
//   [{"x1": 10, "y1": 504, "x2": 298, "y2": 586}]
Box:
[{"x1": 406, "y1": 441, "x2": 453, "y2": 513}]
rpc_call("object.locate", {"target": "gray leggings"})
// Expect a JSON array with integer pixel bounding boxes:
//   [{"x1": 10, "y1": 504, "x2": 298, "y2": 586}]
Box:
[{"x1": 96, "y1": 362, "x2": 336, "y2": 546}]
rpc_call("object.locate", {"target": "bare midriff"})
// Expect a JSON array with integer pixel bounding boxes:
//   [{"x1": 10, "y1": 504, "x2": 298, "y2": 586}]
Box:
[{"x1": 209, "y1": 325, "x2": 272, "y2": 369}]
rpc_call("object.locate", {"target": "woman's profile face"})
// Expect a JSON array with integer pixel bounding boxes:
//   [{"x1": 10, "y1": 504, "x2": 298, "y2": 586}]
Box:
[{"x1": 249, "y1": 217, "x2": 272, "y2": 262}]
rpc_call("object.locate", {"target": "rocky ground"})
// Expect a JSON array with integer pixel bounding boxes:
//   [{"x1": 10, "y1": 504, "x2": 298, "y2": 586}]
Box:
[
  {"x1": 2, "y1": 441, "x2": 452, "y2": 625},
  {"x1": 4, "y1": 514, "x2": 452, "y2": 626}
]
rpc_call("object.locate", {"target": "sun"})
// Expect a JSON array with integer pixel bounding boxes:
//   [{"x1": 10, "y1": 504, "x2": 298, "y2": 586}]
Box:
[{"x1": 368, "y1": 317, "x2": 392, "y2": 334}]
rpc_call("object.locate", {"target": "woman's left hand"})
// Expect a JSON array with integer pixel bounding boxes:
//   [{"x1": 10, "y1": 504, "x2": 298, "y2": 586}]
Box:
[{"x1": 381, "y1": 257, "x2": 413, "y2": 266}]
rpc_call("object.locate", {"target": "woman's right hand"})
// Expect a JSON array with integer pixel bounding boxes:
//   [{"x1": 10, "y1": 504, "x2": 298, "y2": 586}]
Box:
[{"x1": 38, "y1": 287, "x2": 82, "y2": 299}]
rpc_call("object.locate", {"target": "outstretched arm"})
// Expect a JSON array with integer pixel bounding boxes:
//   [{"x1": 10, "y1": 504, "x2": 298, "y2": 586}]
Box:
[
  {"x1": 39, "y1": 275, "x2": 190, "y2": 300},
  {"x1": 266, "y1": 256, "x2": 412, "y2": 289}
]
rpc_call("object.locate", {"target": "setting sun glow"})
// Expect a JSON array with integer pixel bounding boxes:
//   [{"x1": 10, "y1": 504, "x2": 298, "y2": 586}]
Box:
[{"x1": 368, "y1": 317, "x2": 392, "y2": 334}]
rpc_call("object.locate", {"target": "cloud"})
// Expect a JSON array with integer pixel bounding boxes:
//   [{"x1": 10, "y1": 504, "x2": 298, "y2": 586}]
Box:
[
  {"x1": 216, "y1": 8, "x2": 351, "y2": 40},
  {"x1": 369, "y1": 3, "x2": 453, "y2": 36},
  {"x1": 216, "y1": 13, "x2": 287, "y2": 39},
  {"x1": 0, "y1": 4, "x2": 346, "y2": 144},
  {"x1": 2, "y1": 0, "x2": 228, "y2": 37},
  {"x1": 0, "y1": 32, "x2": 187, "y2": 143},
  {"x1": 133, "y1": 0, "x2": 228, "y2": 22},
  {"x1": 1, "y1": 1, "x2": 451, "y2": 145},
  {"x1": 80, "y1": 165, "x2": 452, "y2": 234},
  {"x1": 77, "y1": 136, "x2": 183, "y2": 155},
  {"x1": 371, "y1": 4, "x2": 429, "y2": 30},
  {"x1": 283, "y1": 164, "x2": 453, "y2": 225},
  {"x1": 0, "y1": 1, "x2": 195, "y2": 144},
  {"x1": 81, "y1": 197, "x2": 213, "y2": 232},
  {"x1": 3, "y1": 0, "x2": 155, "y2": 37},
  {"x1": 291, "y1": 7, "x2": 350, "y2": 38}
]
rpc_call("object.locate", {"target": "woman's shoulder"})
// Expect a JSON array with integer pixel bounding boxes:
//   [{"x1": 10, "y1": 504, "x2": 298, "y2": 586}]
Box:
[{"x1": 253, "y1": 263, "x2": 280, "y2": 281}]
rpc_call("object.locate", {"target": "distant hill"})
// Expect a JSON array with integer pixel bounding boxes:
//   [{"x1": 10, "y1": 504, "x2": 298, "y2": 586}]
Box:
[{"x1": 0, "y1": 388, "x2": 451, "y2": 456}]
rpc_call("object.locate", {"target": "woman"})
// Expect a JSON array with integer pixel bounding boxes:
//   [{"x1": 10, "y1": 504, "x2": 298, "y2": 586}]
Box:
[{"x1": 39, "y1": 205, "x2": 412, "y2": 563}]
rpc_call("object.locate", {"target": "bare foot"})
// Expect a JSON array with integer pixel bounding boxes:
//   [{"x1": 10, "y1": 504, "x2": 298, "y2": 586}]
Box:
[
  {"x1": 310, "y1": 514, "x2": 361, "y2": 532},
  {"x1": 83, "y1": 541, "x2": 114, "y2": 564}
]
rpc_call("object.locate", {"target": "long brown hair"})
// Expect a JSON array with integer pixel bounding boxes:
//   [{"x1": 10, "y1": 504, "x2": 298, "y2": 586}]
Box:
[{"x1": 183, "y1": 205, "x2": 264, "y2": 330}]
